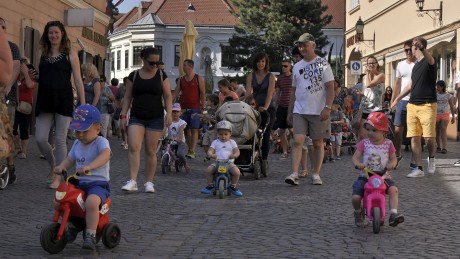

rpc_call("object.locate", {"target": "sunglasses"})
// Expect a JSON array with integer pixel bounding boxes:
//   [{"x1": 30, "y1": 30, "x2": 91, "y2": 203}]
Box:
[
  {"x1": 367, "y1": 62, "x2": 376, "y2": 65},
  {"x1": 404, "y1": 48, "x2": 412, "y2": 53},
  {"x1": 146, "y1": 60, "x2": 161, "y2": 66},
  {"x1": 282, "y1": 65, "x2": 290, "y2": 68}
]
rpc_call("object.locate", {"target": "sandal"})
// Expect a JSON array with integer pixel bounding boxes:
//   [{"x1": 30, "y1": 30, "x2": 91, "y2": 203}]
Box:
[
  {"x1": 436, "y1": 147, "x2": 442, "y2": 153},
  {"x1": 17, "y1": 152, "x2": 26, "y2": 159},
  {"x1": 299, "y1": 170, "x2": 308, "y2": 178},
  {"x1": 441, "y1": 149, "x2": 447, "y2": 154}
]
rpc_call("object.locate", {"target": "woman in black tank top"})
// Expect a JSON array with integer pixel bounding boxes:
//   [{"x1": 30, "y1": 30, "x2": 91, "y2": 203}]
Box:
[
  {"x1": 36, "y1": 21, "x2": 85, "y2": 188},
  {"x1": 245, "y1": 52, "x2": 276, "y2": 177}
]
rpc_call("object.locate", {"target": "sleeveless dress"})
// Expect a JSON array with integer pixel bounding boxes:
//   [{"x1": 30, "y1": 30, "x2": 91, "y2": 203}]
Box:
[{"x1": 37, "y1": 53, "x2": 74, "y2": 117}]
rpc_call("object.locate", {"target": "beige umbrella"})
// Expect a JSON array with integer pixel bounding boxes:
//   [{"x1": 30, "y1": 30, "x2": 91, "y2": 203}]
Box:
[{"x1": 179, "y1": 20, "x2": 198, "y2": 76}]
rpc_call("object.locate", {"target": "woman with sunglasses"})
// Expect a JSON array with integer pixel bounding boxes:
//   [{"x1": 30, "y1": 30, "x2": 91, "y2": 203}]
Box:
[
  {"x1": 358, "y1": 56, "x2": 385, "y2": 139},
  {"x1": 120, "y1": 47, "x2": 172, "y2": 193},
  {"x1": 246, "y1": 52, "x2": 276, "y2": 177},
  {"x1": 36, "y1": 21, "x2": 85, "y2": 188}
]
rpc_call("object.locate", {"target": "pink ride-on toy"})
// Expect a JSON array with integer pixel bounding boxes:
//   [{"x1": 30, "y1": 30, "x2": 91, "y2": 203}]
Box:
[
  {"x1": 40, "y1": 172, "x2": 121, "y2": 254},
  {"x1": 362, "y1": 167, "x2": 388, "y2": 234}
]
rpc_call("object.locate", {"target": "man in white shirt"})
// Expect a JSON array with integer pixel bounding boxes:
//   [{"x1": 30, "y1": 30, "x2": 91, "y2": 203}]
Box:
[
  {"x1": 391, "y1": 40, "x2": 416, "y2": 169},
  {"x1": 284, "y1": 33, "x2": 335, "y2": 186}
]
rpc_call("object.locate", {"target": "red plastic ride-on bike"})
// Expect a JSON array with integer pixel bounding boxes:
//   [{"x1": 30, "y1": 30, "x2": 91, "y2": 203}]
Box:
[{"x1": 40, "y1": 172, "x2": 121, "y2": 254}]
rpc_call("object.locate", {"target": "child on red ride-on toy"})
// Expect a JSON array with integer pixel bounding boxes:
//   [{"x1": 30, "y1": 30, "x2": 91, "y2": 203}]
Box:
[
  {"x1": 53, "y1": 104, "x2": 112, "y2": 251},
  {"x1": 351, "y1": 112, "x2": 404, "y2": 228}
]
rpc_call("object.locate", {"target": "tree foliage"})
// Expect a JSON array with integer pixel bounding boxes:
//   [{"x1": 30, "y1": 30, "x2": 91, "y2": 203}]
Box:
[{"x1": 228, "y1": 0, "x2": 332, "y2": 73}]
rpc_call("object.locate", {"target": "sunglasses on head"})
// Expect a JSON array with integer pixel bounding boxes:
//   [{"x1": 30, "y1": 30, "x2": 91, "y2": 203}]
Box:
[{"x1": 46, "y1": 21, "x2": 62, "y2": 27}]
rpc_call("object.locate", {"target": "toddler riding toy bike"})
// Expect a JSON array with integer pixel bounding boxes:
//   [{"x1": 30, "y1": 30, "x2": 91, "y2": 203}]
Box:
[
  {"x1": 40, "y1": 171, "x2": 121, "y2": 254},
  {"x1": 161, "y1": 139, "x2": 184, "y2": 174},
  {"x1": 362, "y1": 167, "x2": 388, "y2": 234},
  {"x1": 213, "y1": 159, "x2": 232, "y2": 199}
]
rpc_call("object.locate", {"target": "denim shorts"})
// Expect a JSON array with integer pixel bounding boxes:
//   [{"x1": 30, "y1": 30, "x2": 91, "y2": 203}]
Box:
[
  {"x1": 77, "y1": 180, "x2": 111, "y2": 205},
  {"x1": 129, "y1": 116, "x2": 164, "y2": 131},
  {"x1": 181, "y1": 108, "x2": 201, "y2": 129},
  {"x1": 393, "y1": 100, "x2": 408, "y2": 127},
  {"x1": 352, "y1": 176, "x2": 395, "y2": 197}
]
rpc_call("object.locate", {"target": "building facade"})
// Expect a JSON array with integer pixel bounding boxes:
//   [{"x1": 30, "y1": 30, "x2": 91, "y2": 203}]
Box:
[
  {"x1": 345, "y1": 0, "x2": 458, "y2": 91},
  {"x1": 109, "y1": 0, "x2": 345, "y2": 90},
  {"x1": 108, "y1": 0, "x2": 240, "y2": 91},
  {"x1": 0, "y1": 0, "x2": 110, "y2": 75}
]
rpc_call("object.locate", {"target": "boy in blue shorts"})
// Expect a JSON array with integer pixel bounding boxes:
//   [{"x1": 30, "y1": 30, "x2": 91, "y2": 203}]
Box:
[{"x1": 53, "y1": 104, "x2": 111, "y2": 250}]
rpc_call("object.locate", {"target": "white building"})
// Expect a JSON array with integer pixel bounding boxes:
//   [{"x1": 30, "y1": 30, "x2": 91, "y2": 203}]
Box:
[{"x1": 108, "y1": 0, "x2": 241, "y2": 91}]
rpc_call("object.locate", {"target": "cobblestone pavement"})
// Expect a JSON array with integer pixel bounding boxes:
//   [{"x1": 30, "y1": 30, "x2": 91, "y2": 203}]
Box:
[{"x1": 2, "y1": 136, "x2": 460, "y2": 258}]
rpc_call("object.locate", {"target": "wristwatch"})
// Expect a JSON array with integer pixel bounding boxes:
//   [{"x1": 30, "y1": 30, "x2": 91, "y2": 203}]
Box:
[{"x1": 324, "y1": 105, "x2": 332, "y2": 110}]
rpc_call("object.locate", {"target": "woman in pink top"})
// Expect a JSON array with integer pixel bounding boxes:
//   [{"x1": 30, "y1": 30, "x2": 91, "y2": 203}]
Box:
[{"x1": 218, "y1": 79, "x2": 239, "y2": 105}]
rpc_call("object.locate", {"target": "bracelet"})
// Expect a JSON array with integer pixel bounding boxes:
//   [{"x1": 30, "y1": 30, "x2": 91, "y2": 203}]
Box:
[{"x1": 120, "y1": 114, "x2": 127, "y2": 119}]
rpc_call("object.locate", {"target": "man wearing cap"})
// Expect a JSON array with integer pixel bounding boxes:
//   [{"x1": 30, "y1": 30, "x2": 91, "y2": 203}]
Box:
[{"x1": 285, "y1": 33, "x2": 335, "y2": 186}]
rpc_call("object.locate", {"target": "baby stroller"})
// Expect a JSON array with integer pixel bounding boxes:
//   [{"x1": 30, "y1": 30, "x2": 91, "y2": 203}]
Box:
[{"x1": 215, "y1": 101, "x2": 266, "y2": 179}]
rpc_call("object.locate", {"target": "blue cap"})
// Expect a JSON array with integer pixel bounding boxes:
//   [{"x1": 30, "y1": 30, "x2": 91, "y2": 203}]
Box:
[{"x1": 69, "y1": 104, "x2": 101, "y2": 131}]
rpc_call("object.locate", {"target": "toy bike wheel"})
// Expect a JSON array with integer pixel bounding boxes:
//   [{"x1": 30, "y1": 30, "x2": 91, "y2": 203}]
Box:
[
  {"x1": 40, "y1": 223, "x2": 67, "y2": 254},
  {"x1": 372, "y1": 207, "x2": 381, "y2": 234},
  {"x1": 253, "y1": 161, "x2": 261, "y2": 180},
  {"x1": 0, "y1": 164, "x2": 8, "y2": 190},
  {"x1": 102, "y1": 223, "x2": 121, "y2": 249},
  {"x1": 218, "y1": 179, "x2": 225, "y2": 199},
  {"x1": 161, "y1": 154, "x2": 170, "y2": 174}
]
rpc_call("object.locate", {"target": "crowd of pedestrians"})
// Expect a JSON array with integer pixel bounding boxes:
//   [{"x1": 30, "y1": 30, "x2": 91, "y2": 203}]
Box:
[{"x1": 3, "y1": 17, "x2": 460, "y2": 244}]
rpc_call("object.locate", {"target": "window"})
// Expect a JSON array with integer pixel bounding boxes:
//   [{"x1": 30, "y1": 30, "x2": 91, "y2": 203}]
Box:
[
  {"x1": 133, "y1": 46, "x2": 143, "y2": 66},
  {"x1": 124, "y1": 50, "x2": 129, "y2": 69},
  {"x1": 111, "y1": 52, "x2": 114, "y2": 70},
  {"x1": 221, "y1": 45, "x2": 236, "y2": 67},
  {"x1": 155, "y1": 45, "x2": 163, "y2": 61},
  {"x1": 350, "y1": 0, "x2": 360, "y2": 10},
  {"x1": 174, "y1": 45, "x2": 180, "y2": 66},
  {"x1": 116, "y1": 50, "x2": 121, "y2": 70}
]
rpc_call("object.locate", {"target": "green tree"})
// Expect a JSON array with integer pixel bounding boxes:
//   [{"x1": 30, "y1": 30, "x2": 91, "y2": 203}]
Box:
[{"x1": 228, "y1": 0, "x2": 332, "y2": 73}]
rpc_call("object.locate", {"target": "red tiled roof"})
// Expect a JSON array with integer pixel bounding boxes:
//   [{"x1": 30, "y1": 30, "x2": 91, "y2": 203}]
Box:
[
  {"x1": 322, "y1": 0, "x2": 345, "y2": 28},
  {"x1": 156, "y1": 0, "x2": 237, "y2": 25},
  {"x1": 113, "y1": 0, "x2": 237, "y2": 32}
]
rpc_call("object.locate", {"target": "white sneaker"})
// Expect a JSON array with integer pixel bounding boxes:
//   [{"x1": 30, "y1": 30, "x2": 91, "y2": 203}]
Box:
[
  {"x1": 427, "y1": 157, "x2": 436, "y2": 174},
  {"x1": 407, "y1": 168, "x2": 424, "y2": 178},
  {"x1": 121, "y1": 179, "x2": 138, "y2": 191},
  {"x1": 144, "y1": 182, "x2": 155, "y2": 193},
  {"x1": 312, "y1": 174, "x2": 323, "y2": 185},
  {"x1": 284, "y1": 173, "x2": 299, "y2": 186}
]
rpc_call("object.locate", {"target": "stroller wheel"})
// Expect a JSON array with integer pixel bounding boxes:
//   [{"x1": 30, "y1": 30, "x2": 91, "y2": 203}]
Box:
[
  {"x1": 261, "y1": 160, "x2": 268, "y2": 177},
  {"x1": 253, "y1": 161, "x2": 261, "y2": 180}
]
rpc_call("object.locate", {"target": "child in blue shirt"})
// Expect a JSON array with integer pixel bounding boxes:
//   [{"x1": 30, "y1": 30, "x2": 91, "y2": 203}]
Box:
[{"x1": 53, "y1": 104, "x2": 111, "y2": 250}]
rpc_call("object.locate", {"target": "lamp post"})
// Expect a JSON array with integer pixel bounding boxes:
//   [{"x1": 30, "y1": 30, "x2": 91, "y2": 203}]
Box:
[
  {"x1": 355, "y1": 17, "x2": 375, "y2": 50},
  {"x1": 415, "y1": 0, "x2": 443, "y2": 26}
]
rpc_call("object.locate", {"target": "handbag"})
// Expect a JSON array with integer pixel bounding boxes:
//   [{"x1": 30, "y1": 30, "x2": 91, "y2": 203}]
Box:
[
  {"x1": 16, "y1": 101, "x2": 32, "y2": 115},
  {"x1": 113, "y1": 107, "x2": 121, "y2": 120},
  {"x1": 107, "y1": 101, "x2": 115, "y2": 114}
]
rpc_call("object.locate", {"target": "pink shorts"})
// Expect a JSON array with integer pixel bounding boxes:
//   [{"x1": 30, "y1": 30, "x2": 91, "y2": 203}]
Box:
[{"x1": 436, "y1": 113, "x2": 449, "y2": 122}]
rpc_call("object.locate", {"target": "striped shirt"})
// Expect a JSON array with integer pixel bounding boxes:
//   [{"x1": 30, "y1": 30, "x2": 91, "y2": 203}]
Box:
[{"x1": 275, "y1": 74, "x2": 292, "y2": 108}]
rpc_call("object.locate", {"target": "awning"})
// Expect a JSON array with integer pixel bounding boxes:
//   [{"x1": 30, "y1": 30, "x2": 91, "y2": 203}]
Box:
[{"x1": 385, "y1": 31, "x2": 456, "y2": 63}]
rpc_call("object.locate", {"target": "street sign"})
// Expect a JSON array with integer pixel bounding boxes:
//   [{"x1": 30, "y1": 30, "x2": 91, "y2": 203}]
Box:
[{"x1": 350, "y1": 60, "x2": 361, "y2": 75}]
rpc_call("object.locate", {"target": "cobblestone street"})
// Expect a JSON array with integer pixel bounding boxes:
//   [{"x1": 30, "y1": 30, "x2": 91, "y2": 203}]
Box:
[{"x1": 2, "y1": 136, "x2": 460, "y2": 258}]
